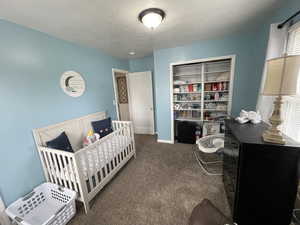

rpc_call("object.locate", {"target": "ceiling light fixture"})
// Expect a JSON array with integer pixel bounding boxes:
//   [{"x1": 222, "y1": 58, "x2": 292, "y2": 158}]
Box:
[
  {"x1": 129, "y1": 51, "x2": 136, "y2": 56},
  {"x1": 138, "y1": 8, "x2": 166, "y2": 29}
]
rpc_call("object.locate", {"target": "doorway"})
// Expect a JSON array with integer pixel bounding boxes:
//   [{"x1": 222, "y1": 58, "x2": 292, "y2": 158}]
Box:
[
  {"x1": 112, "y1": 69, "x2": 130, "y2": 121},
  {"x1": 112, "y1": 69, "x2": 155, "y2": 135},
  {"x1": 128, "y1": 71, "x2": 155, "y2": 135}
]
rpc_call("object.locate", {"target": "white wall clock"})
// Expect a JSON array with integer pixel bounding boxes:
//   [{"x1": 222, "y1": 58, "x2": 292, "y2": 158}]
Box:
[{"x1": 60, "y1": 71, "x2": 86, "y2": 97}]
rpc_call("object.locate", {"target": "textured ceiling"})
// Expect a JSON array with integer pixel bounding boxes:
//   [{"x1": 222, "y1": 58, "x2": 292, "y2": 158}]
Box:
[{"x1": 0, "y1": 0, "x2": 282, "y2": 59}]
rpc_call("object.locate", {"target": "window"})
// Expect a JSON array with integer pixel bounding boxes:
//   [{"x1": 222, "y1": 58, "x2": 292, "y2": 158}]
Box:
[
  {"x1": 281, "y1": 21, "x2": 300, "y2": 142},
  {"x1": 287, "y1": 23, "x2": 300, "y2": 55}
]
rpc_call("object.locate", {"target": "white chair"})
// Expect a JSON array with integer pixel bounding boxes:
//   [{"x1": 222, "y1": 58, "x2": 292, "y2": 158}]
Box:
[{"x1": 194, "y1": 134, "x2": 224, "y2": 176}]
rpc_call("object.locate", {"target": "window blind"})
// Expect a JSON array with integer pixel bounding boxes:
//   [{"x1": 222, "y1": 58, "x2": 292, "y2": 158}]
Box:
[
  {"x1": 288, "y1": 24, "x2": 300, "y2": 55},
  {"x1": 282, "y1": 22, "x2": 300, "y2": 142}
]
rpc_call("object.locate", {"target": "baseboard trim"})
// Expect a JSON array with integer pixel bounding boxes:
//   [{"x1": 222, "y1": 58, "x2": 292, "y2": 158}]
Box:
[{"x1": 157, "y1": 139, "x2": 174, "y2": 144}]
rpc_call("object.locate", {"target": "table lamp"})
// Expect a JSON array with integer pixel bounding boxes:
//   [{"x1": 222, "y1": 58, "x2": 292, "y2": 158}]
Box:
[{"x1": 262, "y1": 55, "x2": 300, "y2": 144}]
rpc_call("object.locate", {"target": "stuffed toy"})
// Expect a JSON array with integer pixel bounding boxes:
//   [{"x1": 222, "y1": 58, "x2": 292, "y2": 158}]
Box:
[{"x1": 83, "y1": 130, "x2": 100, "y2": 147}]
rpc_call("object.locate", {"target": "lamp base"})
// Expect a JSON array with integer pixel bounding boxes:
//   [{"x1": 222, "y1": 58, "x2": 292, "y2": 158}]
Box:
[
  {"x1": 262, "y1": 95, "x2": 285, "y2": 145},
  {"x1": 262, "y1": 130, "x2": 285, "y2": 145}
]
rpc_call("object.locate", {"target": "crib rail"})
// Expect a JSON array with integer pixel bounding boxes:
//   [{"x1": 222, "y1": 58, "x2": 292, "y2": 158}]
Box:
[
  {"x1": 37, "y1": 147, "x2": 83, "y2": 200},
  {"x1": 75, "y1": 121, "x2": 135, "y2": 201},
  {"x1": 112, "y1": 120, "x2": 132, "y2": 131}
]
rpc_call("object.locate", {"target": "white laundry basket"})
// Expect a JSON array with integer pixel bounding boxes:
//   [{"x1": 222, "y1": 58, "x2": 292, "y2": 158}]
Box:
[{"x1": 5, "y1": 183, "x2": 77, "y2": 225}]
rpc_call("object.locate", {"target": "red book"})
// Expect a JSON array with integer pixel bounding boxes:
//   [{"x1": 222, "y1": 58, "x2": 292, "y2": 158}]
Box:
[{"x1": 188, "y1": 84, "x2": 193, "y2": 92}]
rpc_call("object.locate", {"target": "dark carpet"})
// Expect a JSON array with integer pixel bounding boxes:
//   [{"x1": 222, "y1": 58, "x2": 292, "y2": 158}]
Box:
[{"x1": 69, "y1": 134, "x2": 229, "y2": 225}]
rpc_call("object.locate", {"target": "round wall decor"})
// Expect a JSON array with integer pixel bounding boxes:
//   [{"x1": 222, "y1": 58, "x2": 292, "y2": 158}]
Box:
[{"x1": 60, "y1": 71, "x2": 86, "y2": 97}]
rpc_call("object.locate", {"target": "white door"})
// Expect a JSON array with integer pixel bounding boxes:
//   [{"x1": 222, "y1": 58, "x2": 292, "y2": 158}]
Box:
[{"x1": 128, "y1": 71, "x2": 155, "y2": 134}]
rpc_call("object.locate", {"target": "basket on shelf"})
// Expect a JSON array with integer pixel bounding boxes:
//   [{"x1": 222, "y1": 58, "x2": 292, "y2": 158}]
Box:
[{"x1": 5, "y1": 183, "x2": 77, "y2": 225}]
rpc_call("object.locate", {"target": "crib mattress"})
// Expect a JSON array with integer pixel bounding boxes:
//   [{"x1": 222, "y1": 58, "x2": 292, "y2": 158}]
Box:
[{"x1": 50, "y1": 135, "x2": 132, "y2": 180}]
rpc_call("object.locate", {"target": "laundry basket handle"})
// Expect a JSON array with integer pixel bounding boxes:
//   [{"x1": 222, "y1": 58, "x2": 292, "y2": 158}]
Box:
[{"x1": 14, "y1": 216, "x2": 31, "y2": 225}]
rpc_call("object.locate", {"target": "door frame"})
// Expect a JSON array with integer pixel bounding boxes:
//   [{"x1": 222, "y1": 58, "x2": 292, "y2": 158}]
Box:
[
  {"x1": 170, "y1": 55, "x2": 236, "y2": 144},
  {"x1": 128, "y1": 71, "x2": 155, "y2": 135},
  {"x1": 112, "y1": 68, "x2": 131, "y2": 121}
]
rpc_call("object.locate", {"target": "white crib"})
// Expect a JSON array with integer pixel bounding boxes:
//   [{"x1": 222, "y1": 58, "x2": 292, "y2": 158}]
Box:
[{"x1": 33, "y1": 112, "x2": 136, "y2": 214}]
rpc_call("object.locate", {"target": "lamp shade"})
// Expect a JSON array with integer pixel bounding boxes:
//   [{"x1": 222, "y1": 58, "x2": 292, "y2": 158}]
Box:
[{"x1": 263, "y1": 55, "x2": 300, "y2": 96}]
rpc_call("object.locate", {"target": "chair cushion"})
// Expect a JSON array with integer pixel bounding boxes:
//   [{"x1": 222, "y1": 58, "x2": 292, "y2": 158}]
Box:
[
  {"x1": 46, "y1": 131, "x2": 73, "y2": 152},
  {"x1": 189, "y1": 199, "x2": 232, "y2": 225},
  {"x1": 91, "y1": 117, "x2": 113, "y2": 138}
]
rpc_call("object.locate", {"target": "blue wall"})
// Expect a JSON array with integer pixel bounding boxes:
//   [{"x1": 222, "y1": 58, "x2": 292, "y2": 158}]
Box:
[
  {"x1": 153, "y1": 32, "x2": 267, "y2": 140},
  {"x1": 153, "y1": 0, "x2": 300, "y2": 141},
  {"x1": 129, "y1": 55, "x2": 154, "y2": 73},
  {"x1": 0, "y1": 19, "x2": 129, "y2": 205}
]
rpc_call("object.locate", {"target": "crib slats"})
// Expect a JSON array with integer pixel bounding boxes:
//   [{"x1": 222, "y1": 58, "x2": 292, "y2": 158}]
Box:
[
  {"x1": 57, "y1": 154, "x2": 67, "y2": 186},
  {"x1": 60, "y1": 155, "x2": 71, "y2": 189},
  {"x1": 42, "y1": 151, "x2": 55, "y2": 183},
  {"x1": 82, "y1": 151, "x2": 93, "y2": 192},
  {"x1": 106, "y1": 140, "x2": 113, "y2": 173},
  {"x1": 46, "y1": 151, "x2": 57, "y2": 184},
  {"x1": 113, "y1": 131, "x2": 118, "y2": 168},
  {"x1": 98, "y1": 144, "x2": 105, "y2": 180},
  {"x1": 69, "y1": 157, "x2": 79, "y2": 193},
  {"x1": 102, "y1": 141, "x2": 109, "y2": 177},
  {"x1": 94, "y1": 144, "x2": 102, "y2": 184}
]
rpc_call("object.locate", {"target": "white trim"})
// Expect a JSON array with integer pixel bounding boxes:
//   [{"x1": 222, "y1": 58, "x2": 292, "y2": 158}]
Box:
[
  {"x1": 112, "y1": 68, "x2": 130, "y2": 121},
  {"x1": 170, "y1": 55, "x2": 236, "y2": 144},
  {"x1": 227, "y1": 55, "x2": 236, "y2": 115},
  {"x1": 157, "y1": 139, "x2": 173, "y2": 144},
  {"x1": 170, "y1": 64, "x2": 175, "y2": 144},
  {"x1": 169, "y1": 54, "x2": 236, "y2": 67}
]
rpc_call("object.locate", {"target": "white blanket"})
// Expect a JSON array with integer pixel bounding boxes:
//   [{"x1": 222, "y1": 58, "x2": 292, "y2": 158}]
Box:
[
  {"x1": 80, "y1": 135, "x2": 132, "y2": 178},
  {"x1": 50, "y1": 135, "x2": 132, "y2": 181}
]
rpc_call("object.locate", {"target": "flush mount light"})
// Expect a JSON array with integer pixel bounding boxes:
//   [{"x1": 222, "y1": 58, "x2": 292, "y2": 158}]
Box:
[
  {"x1": 129, "y1": 51, "x2": 136, "y2": 56},
  {"x1": 138, "y1": 8, "x2": 166, "y2": 29}
]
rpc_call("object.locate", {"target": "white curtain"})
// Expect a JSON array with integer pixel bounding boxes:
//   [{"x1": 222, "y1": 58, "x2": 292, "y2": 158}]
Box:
[{"x1": 256, "y1": 23, "x2": 288, "y2": 122}]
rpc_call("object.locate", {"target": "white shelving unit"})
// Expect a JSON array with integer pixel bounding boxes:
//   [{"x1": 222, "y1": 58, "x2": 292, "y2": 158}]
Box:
[{"x1": 170, "y1": 55, "x2": 235, "y2": 142}]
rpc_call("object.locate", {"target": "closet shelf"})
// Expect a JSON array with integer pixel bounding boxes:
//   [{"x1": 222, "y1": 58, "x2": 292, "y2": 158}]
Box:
[
  {"x1": 173, "y1": 81, "x2": 202, "y2": 85},
  {"x1": 204, "y1": 100, "x2": 229, "y2": 102},
  {"x1": 204, "y1": 90, "x2": 229, "y2": 93},
  {"x1": 203, "y1": 109, "x2": 227, "y2": 112},
  {"x1": 174, "y1": 92, "x2": 202, "y2": 94},
  {"x1": 175, "y1": 118, "x2": 202, "y2": 122},
  {"x1": 174, "y1": 101, "x2": 202, "y2": 103},
  {"x1": 203, "y1": 80, "x2": 230, "y2": 84},
  {"x1": 204, "y1": 70, "x2": 230, "y2": 74},
  {"x1": 174, "y1": 73, "x2": 201, "y2": 77},
  {"x1": 174, "y1": 80, "x2": 229, "y2": 85},
  {"x1": 174, "y1": 109, "x2": 201, "y2": 111}
]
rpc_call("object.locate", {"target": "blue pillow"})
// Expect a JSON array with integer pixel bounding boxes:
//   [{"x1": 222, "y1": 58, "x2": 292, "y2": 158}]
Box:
[
  {"x1": 46, "y1": 131, "x2": 73, "y2": 153},
  {"x1": 91, "y1": 117, "x2": 113, "y2": 138}
]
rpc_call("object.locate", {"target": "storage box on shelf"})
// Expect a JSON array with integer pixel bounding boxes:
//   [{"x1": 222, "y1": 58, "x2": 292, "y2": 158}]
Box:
[{"x1": 172, "y1": 56, "x2": 234, "y2": 143}]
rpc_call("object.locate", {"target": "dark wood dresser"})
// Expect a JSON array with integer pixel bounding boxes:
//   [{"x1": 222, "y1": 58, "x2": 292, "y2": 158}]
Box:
[{"x1": 223, "y1": 119, "x2": 300, "y2": 225}]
